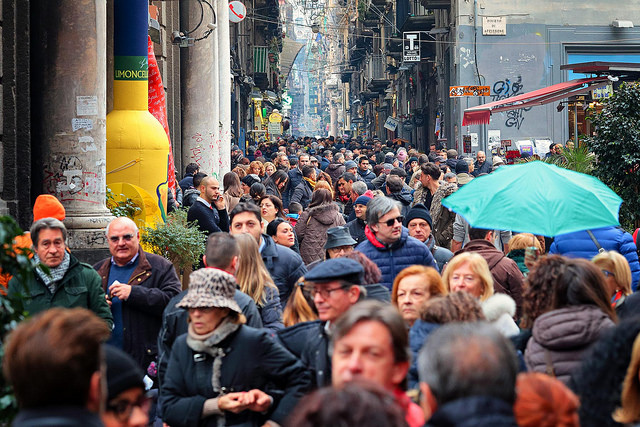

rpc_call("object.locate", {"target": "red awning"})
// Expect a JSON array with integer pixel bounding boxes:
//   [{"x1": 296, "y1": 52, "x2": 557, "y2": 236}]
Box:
[{"x1": 462, "y1": 77, "x2": 609, "y2": 126}]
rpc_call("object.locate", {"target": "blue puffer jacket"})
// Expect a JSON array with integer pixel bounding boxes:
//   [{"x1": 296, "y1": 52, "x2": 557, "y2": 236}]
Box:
[
  {"x1": 408, "y1": 320, "x2": 440, "y2": 389},
  {"x1": 356, "y1": 226, "x2": 439, "y2": 290},
  {"x1": 549, "y1": 226, "x2": 640, "y2": 291}
]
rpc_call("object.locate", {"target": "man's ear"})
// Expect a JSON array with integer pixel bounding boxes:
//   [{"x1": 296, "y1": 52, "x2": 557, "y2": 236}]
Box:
[
  {"x1": 202, "y1": 255, "x2": 208, "y2": 267},
  {"x1": 485, "y1": 231, "x2": 494, "y2": 242},
  {"x1": 86, "y1": 371, "x2": 103, "y2": 414},
  {"x1": 420, "y1": 382, "x2": 438, "y2": 421},
  {"x1": 348, "y1": 285, "x2": 361, "y2": 304}
]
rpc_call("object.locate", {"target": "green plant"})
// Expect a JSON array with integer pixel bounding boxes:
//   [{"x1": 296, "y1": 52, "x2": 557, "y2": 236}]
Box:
[
  {"x1": 547, "y1": 145, "x2": 596, "y2": 175},
  {"x1": 0, "y1": 216, "x2": 36, "y2": 422},
  {"x1": 141, "y1": 209, "x2": 206, "y2": 272},
  {"x1": 106, "y1": 186, "x2": 142, "y2": 219},
  {"x1": 585, "y1": 82, "x2": 640, "y2": 229}
]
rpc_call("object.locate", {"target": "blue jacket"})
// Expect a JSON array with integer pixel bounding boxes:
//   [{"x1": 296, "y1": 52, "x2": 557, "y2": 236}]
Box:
[
  {"x1": 261, "y1": 234, "x2": 307, "y2": 305},
  {"x1": 284, "y1": 168, "x2": 304, "y2": 208},
  {"x1": 356, "y1": 227, "x2": 439, "y2": 290},
  {"x1": 408, "y1": 320, "x2": 440, "y2": 389},
  {"x1": 549, "y1": 226, "x2": 640, "y2": 291}
]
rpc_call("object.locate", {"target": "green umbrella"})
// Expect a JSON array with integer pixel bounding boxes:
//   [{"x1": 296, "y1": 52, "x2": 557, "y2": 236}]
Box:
[{"x1": 442, "y1": 161, "x2": 622, "y2": 237}]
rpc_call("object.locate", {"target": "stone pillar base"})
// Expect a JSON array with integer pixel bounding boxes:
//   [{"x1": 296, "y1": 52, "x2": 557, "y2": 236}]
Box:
[
  {"x1": 65, "y1": 212, "x2": 113, "y2": 264},
  {"x1": 0, "y1": 199, "x2": 9, "y2": 216}
]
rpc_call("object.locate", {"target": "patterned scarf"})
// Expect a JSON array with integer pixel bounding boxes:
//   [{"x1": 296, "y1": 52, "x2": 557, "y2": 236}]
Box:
[{"x1": 34, "y1": 252, "x2": 70, "y2": 294}]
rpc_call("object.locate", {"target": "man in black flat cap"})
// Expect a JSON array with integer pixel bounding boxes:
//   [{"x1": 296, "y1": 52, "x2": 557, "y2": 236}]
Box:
[{"x1": 277, "y1": 258, "x2": 364, "y2": 389}]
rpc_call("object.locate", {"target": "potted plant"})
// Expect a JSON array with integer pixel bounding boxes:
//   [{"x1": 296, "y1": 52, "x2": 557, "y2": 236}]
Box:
[{"x1": 141, "y1": 209, "x2": 206, "y2": 289}]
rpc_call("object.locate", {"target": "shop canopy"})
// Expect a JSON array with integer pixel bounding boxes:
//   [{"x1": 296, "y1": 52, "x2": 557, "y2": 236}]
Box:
[{"x1": 462, "y1": 76, "x2": 609, "y2": 126}]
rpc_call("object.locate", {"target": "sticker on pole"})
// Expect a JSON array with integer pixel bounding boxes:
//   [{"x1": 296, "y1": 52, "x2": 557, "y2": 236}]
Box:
[
  {"x1": 403, "y1": 32, "x2": 420, "y2": 62},
  {"x1": 229, "y1": 1, "x2": 246, "y2": 23}
]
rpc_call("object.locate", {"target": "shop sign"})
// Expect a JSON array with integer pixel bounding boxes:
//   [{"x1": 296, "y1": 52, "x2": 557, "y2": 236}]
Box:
[
  {"x1": 269, "y1": 112, "x2": 282, "y2": 123},
  {"x1": 384, "y1": 117, "x2": 399, "y2": 131},
  {"x1": 403, "y1": 32, "x2": 420, "y2": 62},
  {"x1": 482, "y1": 16, "x2": 506, "y2": 36},
  {"x1": 449, "y1": 86, "x2": 490, "y2": 97},
  {"x1": 592, "y1": 84, "x2": 613, "y2": 100},
  {"x1": 229, "y1": 1, "x2": 247, "y2": 23}
]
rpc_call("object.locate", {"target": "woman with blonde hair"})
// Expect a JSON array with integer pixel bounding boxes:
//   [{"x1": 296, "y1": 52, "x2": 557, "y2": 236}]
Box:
[
  {"x1": 442, "y1": 252, "x2": 494, "y2": 300},
  {"x1": 248, "y1": 161, "x2": 265, "y2": 178},
  {"x1": 233, "y1": 233, "x2": 284, "y2": 332},
  {"x1": 282, "y1": 281, "x2": 317, "y2": 327},
  {"x1": 592, "y1": 250, "x2": 639, "y2": 319},
  {"x1": 507, "y1": 233, "x2": 542, "y2": 276},
  {"x1": 391, "y1": 265, "x2": 446, "y2": 327},
  {"x1": 314, "y1": 180, "x2": 334, "y2": 199},
  {"x1": 263, "y1": 162, "x2": 276, "y2": 178},
  {"x1": 443, "y1": 252, "x2": 519, "y2": 337}
]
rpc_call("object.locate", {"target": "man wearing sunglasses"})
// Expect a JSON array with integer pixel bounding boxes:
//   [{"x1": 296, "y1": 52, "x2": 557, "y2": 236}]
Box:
[
  {"x1": 357, "y1": 196, "x2": 438, "y2": 290},
  {"x1": 278, "y1": 257, "x2": 363, "y2": 389},
  {"x1": 95, "y1": 217, "x2": 181, "y2": 375}
]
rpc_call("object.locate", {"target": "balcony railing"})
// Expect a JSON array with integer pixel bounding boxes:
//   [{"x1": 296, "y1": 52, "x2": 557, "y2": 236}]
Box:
[
  {"x1": 396, "y1": 0, "x2": 430, "y2": 30},
  {"x1": 365, "y1": 55, "x2": 386, "y2": 81}
]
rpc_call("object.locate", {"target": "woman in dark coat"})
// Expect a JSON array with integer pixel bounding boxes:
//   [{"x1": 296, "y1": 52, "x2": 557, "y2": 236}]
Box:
[
  {"x1": 160, "y1": 269, "x2": 309, "y2": 427},
  {"x1": 295, "y1": 189, "x2": 345, "y2": 265},
  {"x1": 290, "y1": 165, "x2": 316, "y2": 209},
  {"x1": 525, "y1": 259, "x2": 616, "y2": 384},
  {"x1": 263, "y1": 170, "x2": 289, "y2": 200}
]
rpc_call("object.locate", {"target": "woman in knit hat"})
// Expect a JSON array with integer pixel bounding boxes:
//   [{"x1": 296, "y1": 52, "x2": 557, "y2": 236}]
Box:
[{"x1": 160, "y1": 268, "x2": 309, "y2": 427}]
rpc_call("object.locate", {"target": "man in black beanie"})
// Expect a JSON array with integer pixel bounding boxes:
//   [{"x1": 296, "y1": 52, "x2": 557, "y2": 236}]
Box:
[
  {"x1": 405, "y1": 204, "x2": 453, "y2": 271},
  {"x1": 103, "y1": 345, "x2": 150, "y2": 427}
]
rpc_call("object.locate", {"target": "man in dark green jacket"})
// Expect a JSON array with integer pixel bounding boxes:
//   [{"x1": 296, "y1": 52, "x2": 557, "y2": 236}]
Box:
[{"x1": 8, "y1": 218, "x2": 113, "y2": 328}]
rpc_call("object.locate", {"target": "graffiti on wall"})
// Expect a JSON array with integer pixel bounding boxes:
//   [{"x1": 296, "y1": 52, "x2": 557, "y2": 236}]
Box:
[{"x1": 491, "y1": 76, "x2": 531, "y2": 130}]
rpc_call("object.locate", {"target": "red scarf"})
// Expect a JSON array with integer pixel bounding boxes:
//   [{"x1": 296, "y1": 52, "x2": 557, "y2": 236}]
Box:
[
  {"x1": 364, "y1": 225, "x2": 386, "y2": 249},
  {"x1": 394, "y1": 388, "x2": 425, "y2": 427}
]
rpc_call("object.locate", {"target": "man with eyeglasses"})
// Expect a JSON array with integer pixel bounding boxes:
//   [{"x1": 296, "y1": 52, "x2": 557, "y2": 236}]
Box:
[
  {"x1": 94, "y1": 217, "x2": 181, "y2": 372},
  {"x1": 278, "y1": 257, "x2": 363, "y2": 389},
  {"x1": 8, "y1": 218, "x2": 113, "y2": 327},
  {"x1": 356, "y1": 196, "x2": 438, "y2": 290}
]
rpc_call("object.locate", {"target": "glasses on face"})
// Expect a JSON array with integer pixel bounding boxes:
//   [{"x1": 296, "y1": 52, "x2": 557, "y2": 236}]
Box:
[
  {"x1": 379, "y1": 216, "x2": 404, "y2": 227},
  {"x1": 106, "y1": 394, "x2": 151, "y2": 423},
  {"x1": 302, "y1": 284, "x2": 346, "y2": 299},
  {"x1": 109, "y1": 234, "x2": 135, "y2": 243},
  {"x1": 601, "y1": 269, "x2": 615, "y2": 278}
]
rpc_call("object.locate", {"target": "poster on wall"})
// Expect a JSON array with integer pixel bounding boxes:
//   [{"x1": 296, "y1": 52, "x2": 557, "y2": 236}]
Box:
[
  {"x1": 470, "y1": 133, "x2": 478, "y2": 147},
  {"x1": 488, "y1": 130, "x2": 501, "y2": 148}
]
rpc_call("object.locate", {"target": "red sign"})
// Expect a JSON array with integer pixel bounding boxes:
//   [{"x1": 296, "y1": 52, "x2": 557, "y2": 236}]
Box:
[{"x1": 449, "y1": 86, "x2": 491, "y2": 97}]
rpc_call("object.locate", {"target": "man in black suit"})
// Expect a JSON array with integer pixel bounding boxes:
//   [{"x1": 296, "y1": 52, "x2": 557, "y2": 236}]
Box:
[{"x1": 187, "y1": 175, "x2": 229, "y2": 236}]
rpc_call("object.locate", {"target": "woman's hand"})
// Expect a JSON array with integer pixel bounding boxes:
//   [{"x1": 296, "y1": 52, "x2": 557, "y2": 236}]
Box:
[
  {"x1": 218, "y1": 392, "x2": 248, "y2": 413},
  {"x1": 241, "y1": 389, "x2": 272, "y2": 413}
]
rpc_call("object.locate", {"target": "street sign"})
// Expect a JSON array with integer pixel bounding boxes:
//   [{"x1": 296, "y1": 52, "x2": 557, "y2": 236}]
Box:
[
  {"x1": 384, "y1": 117, "x2": 398, "y2": 131},
  {"x1": 268, "y1": 122, "x2": 281, "y2": 136},
  {"x1": 229, "y1": 1, "x2": 246, "y2": 23},
  {"x1": 449, "y1": 86, "x2": 490, "y2": 97},
  {"x1": 403, "y1": 32, "x2": 420, "y2": 62}
]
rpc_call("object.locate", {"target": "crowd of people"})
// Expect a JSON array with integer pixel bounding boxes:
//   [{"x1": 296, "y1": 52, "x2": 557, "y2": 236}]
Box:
[{"x1": 4, "y1": 134, "x2": 640, "y2": 427}]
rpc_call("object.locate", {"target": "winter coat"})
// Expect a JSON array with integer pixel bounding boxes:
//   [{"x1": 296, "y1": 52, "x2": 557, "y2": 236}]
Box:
[
  {"x1": 291, "y1": 180, "x2": 313, "y2": 209},
  {"x1": 525, "y1": 305, "x2": 615, "y2": 384},
  {"x1": 8, "y1": 253, "x2": 113, "y2": 328},
  {"x1": 362, "y1": 284, "x2": 391, "y2": 302},
  {"x1": 325, "y1": 162, "x2": 345, "y2": 184},
  {"x1": 95, "y1": 249, "x2": 182, "y2": 370},
  {"x1": 160, "y1": 326, "x2": 311, "y2": 427},
  {"x1": 346, "y1": 217, "x2": 367, "y2": 244},
  {"x1": 277, "y1": 320, "x2": 331, "y2": 389},
  {"x1": 412, "y1": 183, "x2": 433, "y2": 209},
  {"x1": 285, "y1": 168, "x2": 304, "y2": 208},
  {"x1": 408, "y1": 320, "x2": 440, "y2": 389},
  {"x1": 258, "y1": 286, "x2": 284, "y2": 332},
  {"x1": 445, "y1": 158, "x2": 458, "y2": 171},
  {"x1": 425, "y1": 396, "x2": 518, "y2": 427},
  {"x1": 12, "y1": 407, "x2": 104, "y2": 427},
  {"x1": 179, "y1": 175, "x2": 194, "y2": 193},
  {"x1": 296, "y1": 203, "x2": 346, "y2": 265},
  {"x1": 481, "y1": 293, "x2": 520, "y2": 338},
  {"x1": 187, "y1": 199, "x2": 229, "y2": 236},
  {"x1": 549, "y1": 226, "x2": 640, "y2": 291},
  {"x1": 260, "y1": 234, "x2": 307, "y2": 306},
  {"x1": 430, "y1": 182, "x2": 458, "y2": 249},
  {"x1": 456, "y1": 239, "x2": 524, "y2": 318},
  {"x1": 426, "y1": 235, "x2": 454, "y2": 271},
  {"x1": 388, "y1": 190, "x2": 412, "y2": 218},
  {"x1": 506, "y1": 249, "x2": 528, "y2": 276},
  {"x1": 356, "y1": 226, "x2": 438, "y2": 290},
  {"x1": 358, "y1": 168, "x2": 376, "y2": 186},
  {"x1": 472, "y1": 160, "x2": 492, "y2": 176},
  {"x1": 223, "y1": 192, "x2": 241, "y2": 214},
  {"x1": 182, "y1": 188, "x2": 200, "y2": 208},
  {"x1": 616, "y1": 291, "x2": 640, "y2": 321},
  {"x1": 156, "y1": 289, "x2": 263, "y2": 389}
]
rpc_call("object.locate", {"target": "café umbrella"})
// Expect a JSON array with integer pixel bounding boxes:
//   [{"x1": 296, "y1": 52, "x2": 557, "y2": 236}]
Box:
[{"x1": 441, "y1": 161, "x2": 623, "y2": 237}]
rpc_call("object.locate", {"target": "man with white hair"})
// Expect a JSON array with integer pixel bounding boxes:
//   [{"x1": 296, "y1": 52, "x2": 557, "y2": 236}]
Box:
[{"x1": 94, "y1": 217, "x2": 181, "y2": 370}]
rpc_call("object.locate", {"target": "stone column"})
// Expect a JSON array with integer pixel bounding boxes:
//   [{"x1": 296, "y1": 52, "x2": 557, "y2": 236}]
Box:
[
  {"x1": 217, "y1": 0, "x2": 232, "y2": 176},
  {"x1": 181, "y1": 0, "x2": 219, "y2": 178},
  {"x1": 39, "y1": 0, "x2": 112, "y2": 260}
]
